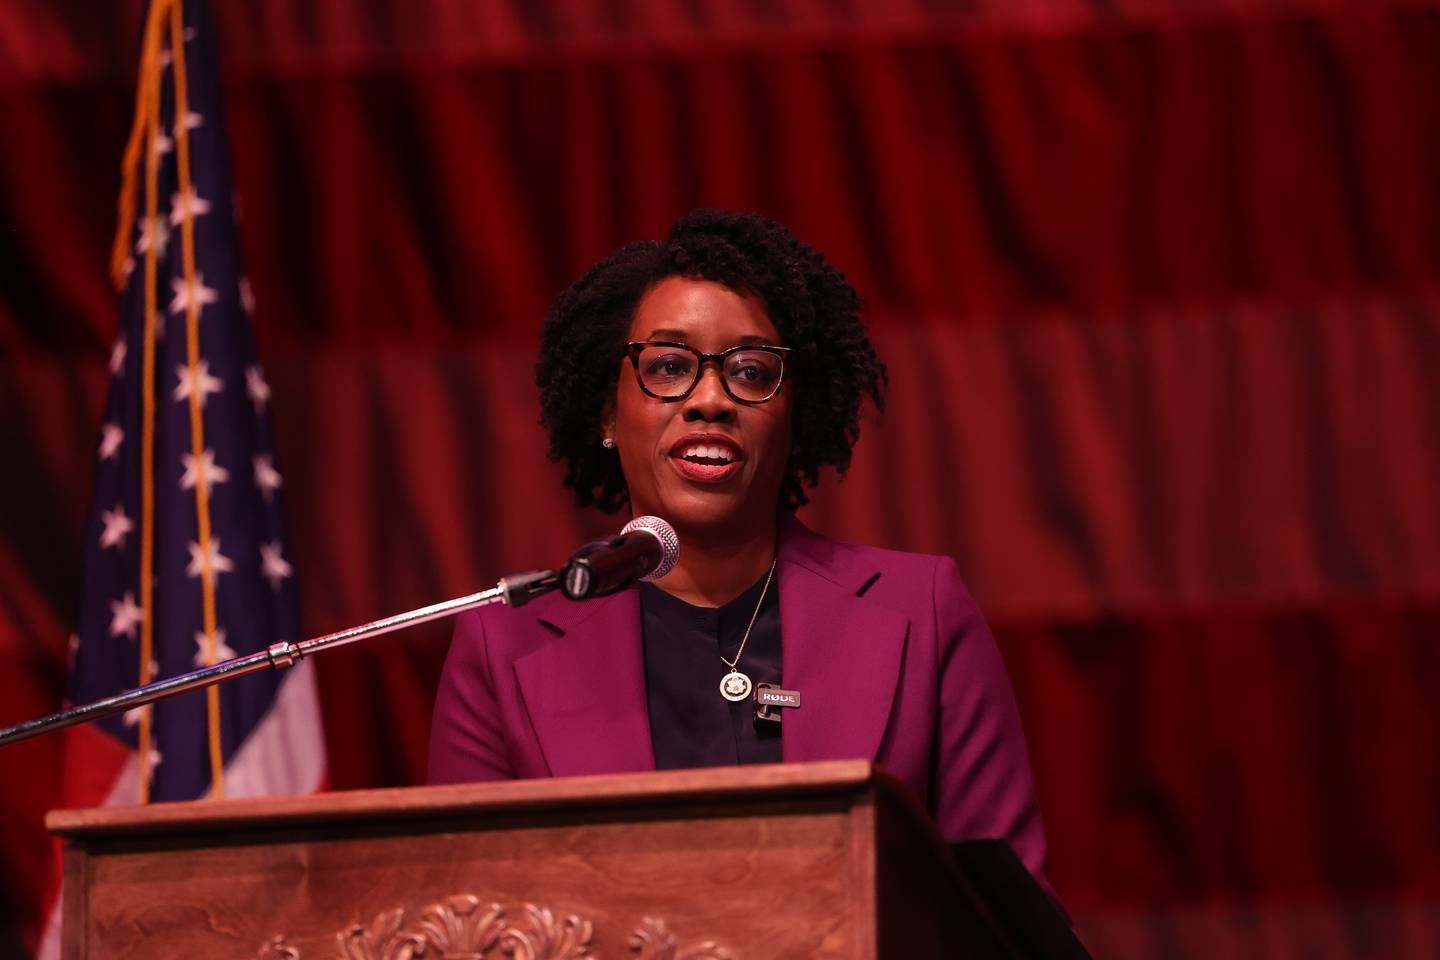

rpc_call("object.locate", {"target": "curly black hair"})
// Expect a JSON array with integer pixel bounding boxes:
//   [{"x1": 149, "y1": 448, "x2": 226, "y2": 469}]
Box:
[{"x1": 536, "y1": 209, "x2": 887, "y2": 512}]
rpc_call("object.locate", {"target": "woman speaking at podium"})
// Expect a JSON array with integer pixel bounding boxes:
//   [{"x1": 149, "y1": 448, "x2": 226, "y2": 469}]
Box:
[{"x1": 429, "y1": 209, "x2": 1054, "y2": 894}]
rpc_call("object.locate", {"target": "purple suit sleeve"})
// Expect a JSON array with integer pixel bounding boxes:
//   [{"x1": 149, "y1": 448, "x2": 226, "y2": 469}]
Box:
[
  {"x1": 427, "y1": 611, "x2": 515, "y2": 784},
  {"x1": 932, "y1": 556, "x2": 1062, "y2": 907}
]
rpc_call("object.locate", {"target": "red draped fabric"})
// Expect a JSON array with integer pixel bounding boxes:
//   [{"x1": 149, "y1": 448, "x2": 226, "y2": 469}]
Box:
[{"x1": 3, "y1": 1, "x2": 1439, "y2": 955}]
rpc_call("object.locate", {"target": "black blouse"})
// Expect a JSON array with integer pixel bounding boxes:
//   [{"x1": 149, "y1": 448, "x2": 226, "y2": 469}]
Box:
[{"x1": 637, "y1": 569, "x2": 782, "y2": 769}]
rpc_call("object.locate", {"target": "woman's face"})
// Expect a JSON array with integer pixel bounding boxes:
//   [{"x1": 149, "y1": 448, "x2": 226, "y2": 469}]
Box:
[{"x1": 607, "y1": 276, "x2": 793, "y2": 541}]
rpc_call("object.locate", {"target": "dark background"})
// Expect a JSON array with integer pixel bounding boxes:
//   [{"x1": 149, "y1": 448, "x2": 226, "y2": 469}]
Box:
[{"x1": 3, "y1": 0, "x2": 1440, "y2": 955}]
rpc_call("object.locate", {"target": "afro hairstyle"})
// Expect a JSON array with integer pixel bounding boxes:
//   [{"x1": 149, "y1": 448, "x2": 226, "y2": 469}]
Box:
[{"x1": 535, "y1": 208, "x2": 887, "y2": 512}]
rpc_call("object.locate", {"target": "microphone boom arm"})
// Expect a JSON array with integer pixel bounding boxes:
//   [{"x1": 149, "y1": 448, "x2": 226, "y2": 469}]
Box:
[{"x1": 0, "y1": 568, "x2": 559, "y2": 749}]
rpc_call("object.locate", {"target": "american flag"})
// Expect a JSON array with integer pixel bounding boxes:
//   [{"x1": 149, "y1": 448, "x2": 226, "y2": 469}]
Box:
[{"x1": 62, "y1": 0, "x2": 324, "y2": 820}]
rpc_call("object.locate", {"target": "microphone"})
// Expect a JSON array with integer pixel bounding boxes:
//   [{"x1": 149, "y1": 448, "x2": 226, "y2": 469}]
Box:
[
  {"x1": 561, "y1": 515, "x2": 680, "y2": 600},
  {"x1": 0, "y1": 519, "x2": 682, "y2": 748}
]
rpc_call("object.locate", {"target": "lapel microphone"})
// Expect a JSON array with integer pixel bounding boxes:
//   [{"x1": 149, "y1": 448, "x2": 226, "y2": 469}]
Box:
[
  {"x1": 754, "y1": 683, "x2": 802, "y2": 724},
  {"x1": 560, "y1": 515, "x2": 681, "y2": 600}
]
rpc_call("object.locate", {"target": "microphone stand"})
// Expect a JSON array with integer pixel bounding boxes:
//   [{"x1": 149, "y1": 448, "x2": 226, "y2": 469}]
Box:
[{"x1": 0, "y1": 568, "x2": 559, "y2": 749}]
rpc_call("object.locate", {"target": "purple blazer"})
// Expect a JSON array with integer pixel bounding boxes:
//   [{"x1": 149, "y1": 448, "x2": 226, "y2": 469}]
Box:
[{"x1": 429, "y1": 516, "x2": 1055, "y2": 896}]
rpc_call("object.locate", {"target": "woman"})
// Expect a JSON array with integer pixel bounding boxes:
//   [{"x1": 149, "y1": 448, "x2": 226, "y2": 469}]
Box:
[{"x1": 429, "y1": 209, "x2": 1054, "y2": 895}]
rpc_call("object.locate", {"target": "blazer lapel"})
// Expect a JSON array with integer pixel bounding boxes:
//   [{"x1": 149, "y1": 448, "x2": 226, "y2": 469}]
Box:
[
  {"x1": 778, "y1": 520, "x2": 909, "y2": 764},
  {"x1": 512, "y1": 591, "x2": 657, "y2": 778},
  {"x1": 510, "y1": 518, "x2": 905, "y2": 775}
]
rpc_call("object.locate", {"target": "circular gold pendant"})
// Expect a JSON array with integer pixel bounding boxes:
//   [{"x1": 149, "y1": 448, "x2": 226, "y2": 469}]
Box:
[{"x1": 720, "y1": 671, "x2": 753, "y2": 702}]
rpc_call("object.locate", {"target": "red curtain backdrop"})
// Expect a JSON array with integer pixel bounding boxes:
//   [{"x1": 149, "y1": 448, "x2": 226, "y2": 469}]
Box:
[{"x1": 3, "y1": 1, "x2": 1439, "y2": 955}]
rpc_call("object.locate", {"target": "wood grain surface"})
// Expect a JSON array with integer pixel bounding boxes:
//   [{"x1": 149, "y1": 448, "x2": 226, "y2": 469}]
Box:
[
  {"x1": 48, "y1": 760, "x2": 877, "y2": 837},
  {"x1": 53, "y1": 761, "x2": 1010, "y2": 959}
]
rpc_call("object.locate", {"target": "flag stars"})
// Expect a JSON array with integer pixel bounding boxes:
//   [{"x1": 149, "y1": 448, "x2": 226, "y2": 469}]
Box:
[
  {"x1": 168, "y1": 273, "x2": 219, "y2": 317},
  {"x1": 246, "y1": 366, "x2": 270, "y2": 411},
  {"x1": 109, "y1": 592, "x2": 144, "y2": 639},
  {"x1": 173, "y1": 361, "x2": 223, "y2": 408},
  {"x1": 169, "y1": 186, "x2": 211, "y2": 227},
  {"x1": 110, "y1": 337, "x2": 127, "y2": 375},
  {"x1": 123, "y1": 704, "x2": 151, "y2": 727},
  {"x1": 186, "y1": 537, "x2": 235, "y2": 579},
  {"x1": 175, "y1": 111, "x2": 204, "y2": 136},
  {"x1": 157, "y1": 28, "x2": 196, "y2": 69},
  {"x1": 180, "y1": 449, "x2": 230, "y2": 491},
  {"x1": 135, "y1": 216, "x2": 170, "y2": 258},
  {"x1": 253, "y1": 453, "x2": 283, "y2": 500},
  {"x1": 193, "y1": 628, "x2": 237, "y2": 667},
  {"x1": 239, "y1": 277, "x2": 255, "y2": 315},
  {"x1": 98, "y1": 423, "x2": 125, "y2": 461},
  {"x1": 99, "y1": 505, "x2": 135, "y2": 549},
  {"x1": 260, "y1": 542, "x2": 293, "y2": 591}
]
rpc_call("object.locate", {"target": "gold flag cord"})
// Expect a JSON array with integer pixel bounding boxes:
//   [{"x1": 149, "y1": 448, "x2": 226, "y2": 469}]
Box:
[
  {"x1": 111, "y1": 0, "x2": 226, "y2": 800},
  {"x1": 111, "y1": 0, "x2": 170, "y2": 293},
  {"x1": 132, "y1": 0, "x2": 172, "y2": 804},
  {"x1": 168, "y1": 0, "x2": 227, "y2": 799}
]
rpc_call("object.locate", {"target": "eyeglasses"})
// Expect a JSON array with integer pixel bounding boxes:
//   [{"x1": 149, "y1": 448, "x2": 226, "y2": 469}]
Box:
[{"x1": 625, "y1": 340, "x2": 793, "y2": 404}]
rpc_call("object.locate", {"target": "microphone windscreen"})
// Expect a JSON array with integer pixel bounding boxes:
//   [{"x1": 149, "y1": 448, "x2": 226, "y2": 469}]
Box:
[{"x1": 621, "y1": 515, "x2": 680, "y2": 581}]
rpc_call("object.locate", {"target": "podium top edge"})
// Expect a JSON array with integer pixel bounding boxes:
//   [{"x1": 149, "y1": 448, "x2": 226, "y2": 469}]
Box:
[{"x1": 47, "y1": 759, "x2": 888, "y2": 839}]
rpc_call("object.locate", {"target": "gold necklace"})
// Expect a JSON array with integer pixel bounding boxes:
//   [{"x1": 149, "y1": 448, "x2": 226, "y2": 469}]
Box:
[{"x1": 718, "y1": 559, "x2": 777, "y2": 703}]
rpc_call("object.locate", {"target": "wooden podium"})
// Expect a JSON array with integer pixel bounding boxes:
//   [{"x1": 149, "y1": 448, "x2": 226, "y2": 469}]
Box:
[{"x1": 49, "y1": 760, "x2": 1043, "y2": 958}]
